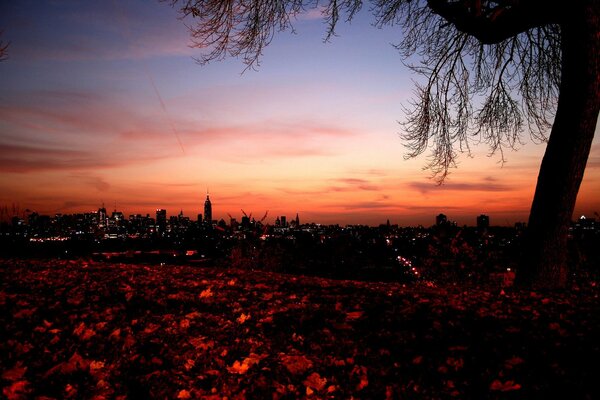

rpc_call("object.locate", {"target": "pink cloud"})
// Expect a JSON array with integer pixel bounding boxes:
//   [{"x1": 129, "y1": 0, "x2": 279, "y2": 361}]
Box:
[
  {"x1": 408, "y1": 180, "x2": 512, "y2": 195},
  {"x1": 334, "y1": 178, "x2": 380, "y2": 191},
  {"x1": 119, "y1": 121, "x2": 358, "y2": 160},
  {"x1": 0, "y1": 143, "x2": 167, "y2": 173},
  {"x1": 69, "y1": 173, "x2": 111, "y2": 192}
]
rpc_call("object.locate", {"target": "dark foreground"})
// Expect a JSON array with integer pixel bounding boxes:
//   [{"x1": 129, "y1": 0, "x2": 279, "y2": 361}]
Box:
[{"x1": 1, "y1": 259, "x2": 600, "y2": 399}]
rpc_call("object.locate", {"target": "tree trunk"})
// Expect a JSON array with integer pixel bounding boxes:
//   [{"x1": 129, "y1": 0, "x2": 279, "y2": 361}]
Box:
[{"x1": 518, "y1": 4, "x2": 600, "y2": 289}]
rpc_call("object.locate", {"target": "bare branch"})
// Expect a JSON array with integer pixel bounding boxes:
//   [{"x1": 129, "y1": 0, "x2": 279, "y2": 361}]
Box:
[{"x1": 0, "y1": 31, "x2": 8, "y2": 61}]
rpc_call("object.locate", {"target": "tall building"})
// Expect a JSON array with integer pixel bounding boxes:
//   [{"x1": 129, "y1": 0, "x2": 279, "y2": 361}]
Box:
[
  {"x1": 436, "y1": 213, "x2": 447, "y2": 226},
  {"x1": 98, "y1": 207, "x2": 107, "y2": 228},
  {"x1": 241, "y1": 215, "x2": 250, "y2": 229},
  {"x1": 477, "y1": 214, "x2": 490, "y2": 229},
  {"x1": 204, "y1": 194, "x2": 212, "y2": 224},
  {"x1": 156, "y1": 209, "x2": 167, "y2": 233}
]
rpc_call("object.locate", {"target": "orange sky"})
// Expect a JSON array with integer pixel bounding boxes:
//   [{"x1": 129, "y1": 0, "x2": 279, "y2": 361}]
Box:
[{"x1": 0, "y1": 1, "x2": 598, "y2": 226}]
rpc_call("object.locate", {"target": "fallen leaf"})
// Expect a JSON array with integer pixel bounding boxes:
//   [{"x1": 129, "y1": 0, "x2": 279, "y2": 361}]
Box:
[
  {"x1": 346, "y1": 311, "x2": 364, "y2": 320},
  {"x1": 504, "y1": 356, "x2": 525, "y2": 368},
  {"x1": 227, "y1": 354, "x2": 265, "y2": 374},
  {"x1": 281, "y1": 354, "x2": 313, "y2": 375},
  {"x1": 412, "y1": 355, "x2": 423, "y2": 365},
  {"x1": 490, "y1": 379, "x2": 522, "y2": 392},
  {"x1": 237, "y1": 313, "x2": 251, "y2": 324},
  {"x1": 2, "y1": 380, "x2": 29, "y2": 400},
  {"x1": 304, "y1": 372, "x2": 327, "y2": 392},
  {"x1": 179, "y1": 319, "x2": 191, "y2": 329},
  {"x1": 1, "y1": 364, "x2": 27, "y2": 381},
  {"x1": 90, "y1": 360, "x2": 105, "y2": 371}
]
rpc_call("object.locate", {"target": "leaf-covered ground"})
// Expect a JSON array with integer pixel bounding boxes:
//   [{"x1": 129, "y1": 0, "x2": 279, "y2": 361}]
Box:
[{"x1": 1, "y1": 259, "x2": 600, "y2": 399}]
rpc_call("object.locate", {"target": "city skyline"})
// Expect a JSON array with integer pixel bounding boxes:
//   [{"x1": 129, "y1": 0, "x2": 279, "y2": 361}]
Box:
[
  {"x1": 0, "y1": 195, "x2": 526, "y2": 228},
  {"x1": 1, "y1": 1, "x2": 599, "y2": 227}
]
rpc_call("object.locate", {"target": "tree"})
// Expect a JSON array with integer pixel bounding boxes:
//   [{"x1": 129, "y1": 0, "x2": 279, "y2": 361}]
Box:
[{"x1": 172, "y1": 0, "x2": 600, "y2": 288}]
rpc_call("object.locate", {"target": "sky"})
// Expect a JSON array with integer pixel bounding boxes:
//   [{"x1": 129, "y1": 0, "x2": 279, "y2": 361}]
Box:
[{"x1": 1, "y1": 1, "x2": 598, "y2": 227}]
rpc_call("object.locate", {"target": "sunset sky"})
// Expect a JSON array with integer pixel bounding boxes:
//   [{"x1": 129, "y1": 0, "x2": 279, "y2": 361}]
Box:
[{"x1": 1, "y1": 1, "x2": 599, "y2": 226}]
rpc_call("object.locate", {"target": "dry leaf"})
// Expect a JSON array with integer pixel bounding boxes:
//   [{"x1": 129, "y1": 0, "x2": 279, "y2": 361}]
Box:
[
  {"x1": 304, "y1": 372, "x2": 327, "y2": 392},
  {"x1": 281, "y1": 354, "x2": 313, "y2": 375}
]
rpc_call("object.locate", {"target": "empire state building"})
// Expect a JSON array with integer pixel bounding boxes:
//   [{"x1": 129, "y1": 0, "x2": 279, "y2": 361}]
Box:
[{"x1": 204, "y1": 194, "x2": 212, "y2": 224}]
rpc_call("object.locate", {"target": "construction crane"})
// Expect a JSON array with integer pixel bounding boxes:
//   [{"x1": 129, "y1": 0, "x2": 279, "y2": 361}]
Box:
[
  {"x1": 260, "y1": 210, "x2": 269, "y2": 223},
  {"x1": 241, "y1": 209, "x2": 252, "y2": 220}
]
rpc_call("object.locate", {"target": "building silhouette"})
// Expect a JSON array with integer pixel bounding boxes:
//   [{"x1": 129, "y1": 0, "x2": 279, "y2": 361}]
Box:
[
  {"x1": 98, "y1": 207, "x2": 107, "y2": 228},
  {"x1": 436, "y1": 213, "x2": 447, "y2": 226},
  {"x1": 477, "y1": 214, "x2": 490, "y2": 230},
  {"x1": 204, "y1": 194, "x2": 212, "y2": 225},
  {"x1": 156, "y1": 209, "x2": 167, "y2": 233}
]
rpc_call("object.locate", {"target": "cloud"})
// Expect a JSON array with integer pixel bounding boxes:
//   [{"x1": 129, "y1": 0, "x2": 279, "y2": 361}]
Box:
[
  {"x1": 326, "y1": 178, "x2": 380, "y2": 192},
  {"x1": 0, "y1": 92, "x2": 132, "y2": 136},
  {"x1": 399, "y1": 205, "x2": 462, "y2": 212},
  {"x1": 324, "y1": 200, "x2": 397, "y2": 211},
  {"x1": 337, "y1": 178, "x2": 379, "y2": 190},
  {"x1": 0, "y1": 143, "x2": 165, "y2": 173},
  {"x1": 120, "y1": 120, "x2": 358, "y2": 160},
  {"x1": 69, "y1": 173, "x2": 110, "y2": 192},
  {"x1": 408, "y1": 180, "x2": 512, "y2": 195}
]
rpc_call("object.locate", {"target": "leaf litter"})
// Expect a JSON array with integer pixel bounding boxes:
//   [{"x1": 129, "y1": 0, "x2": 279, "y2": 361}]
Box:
[{"x1": 1, "y1": 258, "x2": 600, "y2": 398}]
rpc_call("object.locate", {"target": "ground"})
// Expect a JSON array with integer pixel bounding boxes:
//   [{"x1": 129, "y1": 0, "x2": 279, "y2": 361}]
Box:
[{"x1": 1, "y1": 259, "x2": 600, "y2": 399}]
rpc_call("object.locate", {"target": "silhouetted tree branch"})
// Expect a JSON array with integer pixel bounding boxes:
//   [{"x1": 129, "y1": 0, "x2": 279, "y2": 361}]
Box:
[{"x1": 0, "y1": 31, "x2": 8, "y2": 61}]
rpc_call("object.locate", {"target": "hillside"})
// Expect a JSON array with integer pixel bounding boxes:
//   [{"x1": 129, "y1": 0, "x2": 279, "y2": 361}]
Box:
[{"x1": 2, "y1": 259, "x2": 600, "y2": 399}]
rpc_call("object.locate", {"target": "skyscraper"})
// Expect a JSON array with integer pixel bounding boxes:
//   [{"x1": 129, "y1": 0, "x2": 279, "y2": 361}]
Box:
[
  {"x1": 98, "y1": 206, "x2": 107, "y2": 228},
  {"x1": 477, "y1": 214, "x2": 490, "y2": 230},
  {"x1": 156, "y1": 209, "x2": 167, "y2": 233},
  {"x1": 204, "y1": 194, "x2": 212, "y2": 225},
  {"x1": 436, "y1": 213, "x2": 447, "y2": 226}
]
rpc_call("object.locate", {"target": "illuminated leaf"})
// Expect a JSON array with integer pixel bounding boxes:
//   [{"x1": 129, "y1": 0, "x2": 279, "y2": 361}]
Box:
[
  {"x1": 2, "y1": 380, "x2": 30, "y2": 400},
  {"x1": 179, "y1": 319, "x2": 191, "y2": 329},
  {"x1": 281, "y1": 354, "x2": 313, "y2": 375},
  {"x1": 1, "y1": 364, "x2": 26, "y2": 381},
  {"x1": 237, "y1": 313, "x2": 251, "y2": 324},
  {"x1": 346, "y1": 311, "x2": 364, "y2": 321},
  {"x1": 490, "y1": 380, "x2": 522, "y2": 391},
  {"x1": 304, "y1": 372, "x2": 327, "y2": 392},
  {"x1": 73, "y1": 322, "x2": 95, "y2": 341},
  {"x1": 90, "y1": 360, "x2": 105, "y2": 371},
  {"x1": 226, "y1": 353, "x2": 265, "y2": 374}
]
